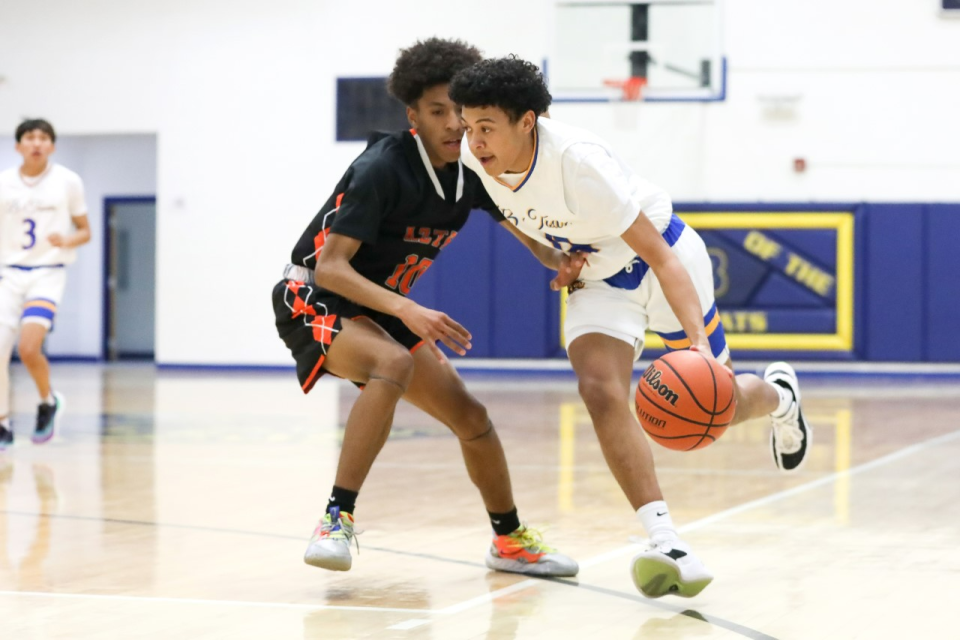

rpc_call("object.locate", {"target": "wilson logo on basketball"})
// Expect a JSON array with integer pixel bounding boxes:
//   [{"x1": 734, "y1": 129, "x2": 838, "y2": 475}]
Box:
[{"x1": 642, "y1": 366, "x2": 680, "y2": 406}]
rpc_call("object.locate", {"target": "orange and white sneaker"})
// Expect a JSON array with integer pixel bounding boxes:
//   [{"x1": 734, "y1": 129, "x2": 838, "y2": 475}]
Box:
[
  {"x1": 303, "y1": 507, "x2": 357, "y2": 571},
  {"x1": 485, "y1": 525, "x2": 579, "y2": 577}
]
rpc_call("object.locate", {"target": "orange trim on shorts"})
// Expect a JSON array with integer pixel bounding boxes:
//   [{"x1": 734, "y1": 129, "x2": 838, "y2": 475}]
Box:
[
  {"x1": 302, "y1": 354, "x2": 326, "y2": 393},
  {"x1": 409, "y1": 340, "x2": 426, "y2": 354},
  {"x1": 24, "y1": 300, "x2": 58, "y2": 312},
  {"x1": 660, "y1": 310, "x2": 722, "y2": 350}
]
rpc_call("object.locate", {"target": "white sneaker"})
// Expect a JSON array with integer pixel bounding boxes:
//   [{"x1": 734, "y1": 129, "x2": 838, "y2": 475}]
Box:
[
  {"x1": 303, "y1": 507, "x2": 356, "y2": 571},
  {"x1": 764, "y1": 362, "x2": 812, "y2": 473},
  {"x1": 631, "y1": 538, "x2": 713, "y2": 598}
]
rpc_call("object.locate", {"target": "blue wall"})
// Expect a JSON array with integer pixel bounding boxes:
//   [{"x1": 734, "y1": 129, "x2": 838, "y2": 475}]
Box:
[{"x1": 410, "y1": 203, "x2": 960, "y2": 362}]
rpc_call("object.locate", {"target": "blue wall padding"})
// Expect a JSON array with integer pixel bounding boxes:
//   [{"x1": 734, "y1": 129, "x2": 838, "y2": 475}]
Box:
[
  {"x1": 925, "y1": 204, "x2": 960, "y2": 361},
  {"x1": 408, "y1": 203, "x2": 959, "y2": 362},
  {"x1": 862, "y1": 204, "x2": 925, "y2": 361},
  {"x1": 411, "y1": 211, "x2": 495, "y2": 357},
  {"x1": 491, "y1": 221, "x2": 555, "y2": 357}
]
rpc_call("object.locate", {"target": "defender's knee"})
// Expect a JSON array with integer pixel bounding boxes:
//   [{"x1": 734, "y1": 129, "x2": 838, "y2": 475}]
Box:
[
  {"x1": 454, "y1": 402, "x2": 492, "y2": 442},
  {"x1": 370, "y1": 348, "x2": 415, "y2": 392}
]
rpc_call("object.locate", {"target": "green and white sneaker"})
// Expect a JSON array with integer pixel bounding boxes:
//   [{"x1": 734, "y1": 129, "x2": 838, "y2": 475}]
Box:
[
  {"x1": 631, "y1": 538, "x2": 713, "y2": 598},
  {"x1": 303, "y1": 507, "x2": 356, "y2": 571}
]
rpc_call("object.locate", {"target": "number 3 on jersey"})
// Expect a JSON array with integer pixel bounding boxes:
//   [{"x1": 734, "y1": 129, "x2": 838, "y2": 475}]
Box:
[
  {"x1": 22, "y1": 218, "x2": 37, "y2": 249},
  {"x1": 386, "y1": 255, "x2": 434, "y2": 295}
]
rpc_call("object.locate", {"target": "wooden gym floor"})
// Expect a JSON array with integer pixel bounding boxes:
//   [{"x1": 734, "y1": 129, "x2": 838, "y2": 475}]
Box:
[{"x1": 0, "y1": 363, "x2": 957, "y2": 639}]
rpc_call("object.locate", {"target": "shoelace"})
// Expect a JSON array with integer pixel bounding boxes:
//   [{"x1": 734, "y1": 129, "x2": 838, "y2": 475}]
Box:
[
  {"x1": 317, "y1": 515, "x2": 362, "y2": 555},
  {"x1": 507, "y1": 526, "x2": 557, "y2": 554},
  {"x1": 771, "y1": 403, "x2": 803, "y2": 454},
  {"x1": 629, "y1": 536, "x2": 674, "y2": 553},
  {"x1": 36, "y1": 404, "x2": 54, "y2": 426}
]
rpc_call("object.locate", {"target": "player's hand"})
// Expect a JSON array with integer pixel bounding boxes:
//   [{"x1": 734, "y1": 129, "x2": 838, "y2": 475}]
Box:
[
  {"x1": 398, "y1": 301, "x2": 472, "y2": 361},
  {"x1": 550, "y1": 251, "x2": 589, "y2": 291},
  {"x1": 690, "y1": 343, "x2": 734, "y2": 379},
  {"x1": 48, "y1": 233, "x2": 65, "y2": 248}
]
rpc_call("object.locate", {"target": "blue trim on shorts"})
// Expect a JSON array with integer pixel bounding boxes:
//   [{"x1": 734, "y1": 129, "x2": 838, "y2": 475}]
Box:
[
  {"x1": 603, "y1": 214, "x2": 686, "y2": 290},
  {"x1": 658, "y1": 303, "x2": 718, "y2": 341},
  {"x1": 706, "y1": 321, "x2": 728, "y2": 359},
  {"x1": 7, "y1": 264, "x2": 66, "y2": 270},
  {"x1": 656, "y1": 303, "x2": 729, "y2": 360},
  {"x1": 22, "y1": 307, "x2": 56, "y2": 321}
]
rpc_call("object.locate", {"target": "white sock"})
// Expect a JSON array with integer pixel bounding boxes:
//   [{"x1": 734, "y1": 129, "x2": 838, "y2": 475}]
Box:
[
  {"x1": 42, "y1": 393, "x2": 55, "y2": 406},
  {"x1": 0, "y1": 417, "x2": 9, "y2": 429},
  {"x1": 637, "y1": 500, "x2": 678, "y2": 543},
  {"x1": 771, "y1": 383, "x2": 793, "y2": 417}
]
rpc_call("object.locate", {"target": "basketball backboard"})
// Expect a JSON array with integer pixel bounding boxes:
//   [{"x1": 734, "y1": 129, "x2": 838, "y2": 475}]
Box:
[{"x1": 546, "y1": 0, "x2": 726, "y2": 103}]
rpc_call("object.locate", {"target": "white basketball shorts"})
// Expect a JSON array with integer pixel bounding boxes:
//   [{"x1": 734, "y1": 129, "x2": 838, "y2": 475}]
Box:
[
  {"x1": 564, "y1": 225, "x2": 730, "y2": 362},
  {"x1": 0, "y1": 266, "x2": 68, "y2": 330}
]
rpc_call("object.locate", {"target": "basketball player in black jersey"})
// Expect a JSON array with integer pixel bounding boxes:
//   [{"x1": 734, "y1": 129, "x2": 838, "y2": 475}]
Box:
[{"x1": 272, "y1": 38, "x2": 578, "y2": 576}]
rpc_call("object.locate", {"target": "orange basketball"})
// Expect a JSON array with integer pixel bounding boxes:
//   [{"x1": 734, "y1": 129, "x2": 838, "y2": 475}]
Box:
[{"x1": 634, "y1": 350, "x2": 736, "y2": 451}]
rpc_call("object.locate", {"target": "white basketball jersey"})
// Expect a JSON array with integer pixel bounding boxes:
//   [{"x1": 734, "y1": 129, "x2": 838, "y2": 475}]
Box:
[
  {"x1": 462, "y1": 117, "x2": 672, "y2": 281},
  {"x1": 0, "y1": 163, "x2": 87, "y2": 266}
]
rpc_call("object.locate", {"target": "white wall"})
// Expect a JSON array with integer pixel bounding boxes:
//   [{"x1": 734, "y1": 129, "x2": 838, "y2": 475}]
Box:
[
  {"x1": 1, "y1": 0, "x2": 957, "y2": 364},
  {"x1": 553, "y1": 0, "x2": 960, "y2": 201},
  {"x1": 0, "y1": 135, "x2": 156, "y2": 357}
]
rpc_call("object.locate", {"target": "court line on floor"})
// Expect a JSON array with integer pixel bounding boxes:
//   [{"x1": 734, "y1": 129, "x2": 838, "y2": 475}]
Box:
[
  {"x1": 577, "y1": 426, "x2": 960, "y2": 569},
  {"x1": 3, "y1": 428, "x2": 957, "y2": 633},
  {"x1": 396, "y1": 427, "x2": 960, "y2": 635},
  {"x1": 545, "y1": 579, "x2": 778, "y2": 640},
  {"x1": 0, "y1": 590, "x2": 428, "y2": 614},
  {"x1": 0, "y1": 510, "x2": 492, "y2": 571}
]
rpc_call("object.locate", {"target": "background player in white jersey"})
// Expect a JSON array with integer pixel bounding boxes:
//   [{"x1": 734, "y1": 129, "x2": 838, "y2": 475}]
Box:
[
  {"x1": 0, "y1": 120, "x2": 91, "y2": 450},
  {"x1": 451, "y1": 57, "x2": 811, "y2": 598}
]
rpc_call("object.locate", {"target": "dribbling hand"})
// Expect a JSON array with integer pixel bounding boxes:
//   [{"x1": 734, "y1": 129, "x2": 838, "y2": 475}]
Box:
[{"x1": 689, "y1": 344, "x2": 734, "y2": 380}]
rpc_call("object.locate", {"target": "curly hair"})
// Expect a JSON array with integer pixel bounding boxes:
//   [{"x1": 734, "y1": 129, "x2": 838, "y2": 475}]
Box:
[
  {"x1": 449, "y1": 55, "x2": 552, "y2": 122},
  {"x1": 387, "y1": 38, "x2": 483, "y2": 106}
]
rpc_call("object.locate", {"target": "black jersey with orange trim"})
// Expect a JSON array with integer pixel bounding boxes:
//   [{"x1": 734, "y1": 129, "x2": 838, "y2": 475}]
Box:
[{"x1": 290, "y1": 129, "x2": 504, "y2": 296}]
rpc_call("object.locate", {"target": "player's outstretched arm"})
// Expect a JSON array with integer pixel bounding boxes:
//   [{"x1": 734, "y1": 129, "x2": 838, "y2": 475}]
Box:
[{"x1": 315, "y1": 233, "x2": 472, "y2": 361}]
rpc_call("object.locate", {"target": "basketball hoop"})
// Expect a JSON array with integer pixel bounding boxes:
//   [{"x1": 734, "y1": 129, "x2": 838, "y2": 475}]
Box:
[{"x1": 602, "y1": 76, "x2": 647, "y2": 102}]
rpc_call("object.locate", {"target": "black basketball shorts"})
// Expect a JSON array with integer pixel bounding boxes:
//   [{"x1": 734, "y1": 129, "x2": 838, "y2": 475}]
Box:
[{"x1": 272, "y1": 278, "x2": 424, "y2": 393}]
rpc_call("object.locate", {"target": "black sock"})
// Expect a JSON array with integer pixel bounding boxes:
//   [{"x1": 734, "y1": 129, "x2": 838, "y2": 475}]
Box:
[
  {"x1": 327, "y1": 485, "x2": 358, "y2": 516},
  {"x1": 488, "y1": 507, "x2": 520, "y2": 536}
]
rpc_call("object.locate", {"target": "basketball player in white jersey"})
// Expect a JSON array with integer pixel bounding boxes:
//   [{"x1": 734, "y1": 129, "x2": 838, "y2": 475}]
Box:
[
  {"x1": 451, "y1": 57, "x2": 811, "y2": 598},
  {"x1": 0, "y1": 120, "x2": 91, "y2": 450}
]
